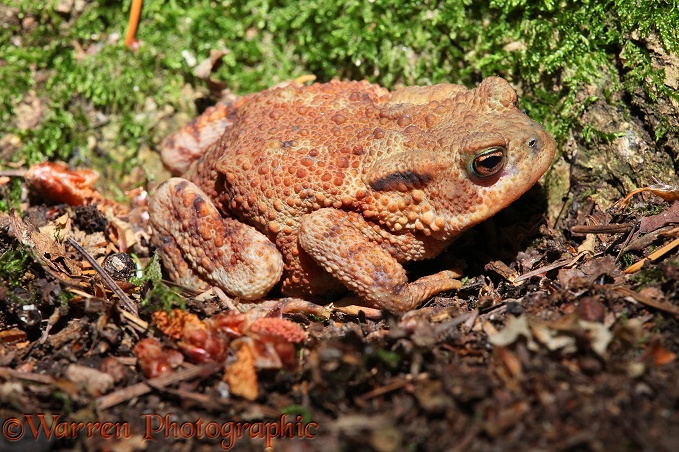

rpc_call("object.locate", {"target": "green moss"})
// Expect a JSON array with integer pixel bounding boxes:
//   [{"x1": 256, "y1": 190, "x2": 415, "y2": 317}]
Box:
[
  {"x1": 1, "y1": 0, "x2": 677, "y2": 173},
  {"x1": 580, "y1": 124, "x2": 626, "y2": 145},
  {"x1": 630, "y1": 266, "x2": 662, "y2": 286},
  {"x1": 280, "y1": 405, "x2": 314, "y2": 424},
  {"x1": 0, "y1": 245, "x2": 39, "y2": 307},
  {"x1": 131, "y1": 253, "x2": 185, "y2": 313},
  {"x1": 0, "y1": 178, "x2": 23, "y2": 213},
  {"x1": 0, "y1": 247, "x2": 32, "y2": 288},
  {"x1": 375, "y1": 348, "x2": 402, "y2": 369},
  {"x1": 632, "y1": 202, "x2": 667, "y2": 217},
  {"x1": 59, "y1": 289, "x2": 74, "y2": 312},
  {"x1": 621, "y1": 253, "x2": 635, "y2": 268}
]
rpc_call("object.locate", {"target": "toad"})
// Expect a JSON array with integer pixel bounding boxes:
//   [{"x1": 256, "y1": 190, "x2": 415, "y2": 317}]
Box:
[{"x1": 149, "y1": 77, "x2": 556, "y2": 312}]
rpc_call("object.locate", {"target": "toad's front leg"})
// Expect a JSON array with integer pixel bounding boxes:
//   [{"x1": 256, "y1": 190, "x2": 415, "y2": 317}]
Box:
[
  {"x1": 149, "y1": 178, "x2": 284, "y2": 300},
  {"x1": 298, "y1": 208, "x2": 461, "y2": 312}
]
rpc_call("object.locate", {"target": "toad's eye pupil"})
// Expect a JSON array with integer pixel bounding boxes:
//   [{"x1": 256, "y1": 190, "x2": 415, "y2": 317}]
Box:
[{"x1": 471, "y1": 148, "x2": 505, "y2": 177}]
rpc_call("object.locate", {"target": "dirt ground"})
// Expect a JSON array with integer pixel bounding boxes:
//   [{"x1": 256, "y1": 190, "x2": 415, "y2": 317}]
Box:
[{"x1": 1, "y1": 158, "x2": 678, "y2": 451}]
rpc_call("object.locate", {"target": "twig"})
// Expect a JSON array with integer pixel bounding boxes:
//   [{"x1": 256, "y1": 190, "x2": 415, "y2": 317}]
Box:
[
  {"x1": 212, "y1": 286, "x2": 238, "y2": 311},
  {"x1": 118, "y1": 308, "x2": 149, "y2": 333},
  {"x1": 478, "y1": 303, "x2": 508, "y2": 324},
  {"x1": 615, "y1": 222, "x2": 639, "y2": 263},
  {"x1": 95, "y1": 363, "x2": 221, "y2": 411},
  {"x1": 0, "y1": 169, "x2": 28, "y2": 178},
  {"x1": 0, "y1": 367, "x2": 55, "y2": 385},
  {"x1": 39, "y1": 261, "x2": 84, "y2": 287},
  {"x1": 463, "y1": 308, "x2": 480, "y2": 331},
  {"x1": 570, "y1": 223, "x2": 634, "y2": 234},
  {"x1": 144, "y1": 384, "x2": 228, "y2": 410},
  {"x1": 611, "y1": 286, "x2": 679, "y2": 318},
  {"x1": 623, "y1": 236, "x2": 679, "y2": 274},
  {"x1": 358, "y1": 378, "x2": 411, "y2": 402},
  {"x1": 66, "y1": 237, "x2": 138, "y2": 316},
  {"x1": 433, "y1": 310, "x2": 476, "y2": 334},
  {"x1": 124, "y1": 0, "x2": 143, "y2": 49},
  {"x1": 513, "y1": 251, "x2": 591, "y2": 283},
  {"x1": 333, "y1": 304, "x2": 383, "y2": 319}
]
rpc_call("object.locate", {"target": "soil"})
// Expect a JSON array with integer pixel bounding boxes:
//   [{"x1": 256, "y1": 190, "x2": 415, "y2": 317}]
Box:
[{"x1": 1, "y1": 155, "x2": 678, "y2": 451}]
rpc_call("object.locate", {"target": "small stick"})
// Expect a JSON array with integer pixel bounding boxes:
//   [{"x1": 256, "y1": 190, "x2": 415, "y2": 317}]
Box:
[
  {"x1": 124, "y1": 0, "x2": 143, "y2": 49},
  {"x1": 612, "y1": 286, "x2": 679, "y2": 318},
  {"x1": 513, "y1": 251, "x2": 591, "y2": 283},
  {"x1": 358, "y1": 379, "x2": 411, "y2": 401},
  {"x1": 118, "y1": 308, "x2": 149, "y2": 332},
  {"x1": 0, "y1": 367, "x2": 55, "y2": 385},
  {"x1": 96, "y1": 363, "x2": 221, "y2": 411},
  {"x1": 0, "y1": 169, "x2": 28, "y2": 178},
  {"x1": 623, "y1": 236, "x2": 679, "y2": 274},
  {"x1": 570, "y1": 223, "x2": 634, "y2": 234}
]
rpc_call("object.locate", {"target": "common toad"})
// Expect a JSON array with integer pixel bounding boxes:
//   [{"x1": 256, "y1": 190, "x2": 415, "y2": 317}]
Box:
[{"x1": 149, "y1": 77, "x2": 556, "y2": 311}]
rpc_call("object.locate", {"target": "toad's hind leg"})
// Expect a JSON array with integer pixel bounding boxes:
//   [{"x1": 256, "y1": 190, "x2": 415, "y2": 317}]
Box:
[
  {"x1": 298, "y1": 208, "x2": 461, "y2": 312},
  {"x1": 149, "y1": 178, "x2": 284, "y2": 300}
]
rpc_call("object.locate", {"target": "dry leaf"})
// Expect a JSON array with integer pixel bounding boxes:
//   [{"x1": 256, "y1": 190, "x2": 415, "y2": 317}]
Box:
[{"x1": 224, "y1": 340, "x2": 258, "y2": 400}]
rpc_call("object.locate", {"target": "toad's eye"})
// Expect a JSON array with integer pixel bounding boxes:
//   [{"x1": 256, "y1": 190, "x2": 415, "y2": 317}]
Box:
[{"x1": 470, "y1": 147, "x2": 506, "y2": 178}]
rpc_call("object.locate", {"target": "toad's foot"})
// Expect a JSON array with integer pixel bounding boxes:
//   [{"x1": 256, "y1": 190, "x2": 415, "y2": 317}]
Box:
[
  {"x1": 149, "y1": 178, "x2": 284, "y2": 300},
  {"x1": 298, "y1": 208, "x2": 461, "y2": 312}
]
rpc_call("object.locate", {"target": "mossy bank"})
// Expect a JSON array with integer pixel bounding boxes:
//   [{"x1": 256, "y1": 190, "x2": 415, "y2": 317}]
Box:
[{"x1": 1, "y1": 0, "x2": 677, "y2": 211}]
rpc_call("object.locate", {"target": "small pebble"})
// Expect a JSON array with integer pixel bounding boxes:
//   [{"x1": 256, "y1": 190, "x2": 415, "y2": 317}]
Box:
[{"x1": 103, "y1": 253, "x2": 136, "y2": 281}]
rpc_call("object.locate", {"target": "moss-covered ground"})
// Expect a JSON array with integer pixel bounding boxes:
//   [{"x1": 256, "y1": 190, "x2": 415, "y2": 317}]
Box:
[{"x1": 1, "y1": 0, "x2": 677, "y2": 177}]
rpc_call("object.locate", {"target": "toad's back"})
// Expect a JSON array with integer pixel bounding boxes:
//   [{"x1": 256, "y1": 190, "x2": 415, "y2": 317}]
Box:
[{"x1": 186, "y1": 81, "x2": 404, "y2": 230}]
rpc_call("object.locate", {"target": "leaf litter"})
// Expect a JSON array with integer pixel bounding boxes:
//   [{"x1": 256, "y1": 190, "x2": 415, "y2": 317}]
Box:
[{"x1": 0, "y1": 166, "x2": 678, "y2": 450}]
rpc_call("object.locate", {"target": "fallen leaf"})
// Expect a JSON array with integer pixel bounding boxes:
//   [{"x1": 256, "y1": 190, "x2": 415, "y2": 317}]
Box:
[
  {"x1": 224, "y1": 340, "x2": 258, "y2": 400},
  {"x1": 65, "y1": 364, "x2": 114, "y2": 396},
  {"x1": 643, "y1": 339, "x2": 677, "y2": 366},
  {"x1": 530, "y1": 321, "x2": 577, "y2": 354},
  {"x1": 639, "y1": 201, "x2": 679, "y2": 233},
  {"x1": 133, "y1": 338, "x2": 184, "y2": 379},
  {"x1": 485, "y1": 315, "x2": 535, "y2": 349},
  {"x1": 6, "y1": 213, "x2": 82, "y2": 276},
  {"x1": 578, "y1": 320, "x2": 613, "y2": 357},
  {"x1": 25, "y1": 162, "x2": 99, "y2": 206},
  {"x1": 487, "y1": 314, "x2": 613, "y2": 357}
]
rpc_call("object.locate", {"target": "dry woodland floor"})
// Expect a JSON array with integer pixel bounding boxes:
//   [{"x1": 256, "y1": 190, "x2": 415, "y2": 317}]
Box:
[{"x1": 0, "y1": 152, "x2": 678, "y2": 452}]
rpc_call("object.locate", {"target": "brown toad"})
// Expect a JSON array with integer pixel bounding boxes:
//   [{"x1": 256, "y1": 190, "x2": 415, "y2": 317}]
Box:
[{"x1": 149, "y1": 77, "x2": 556, "y2": 312}]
